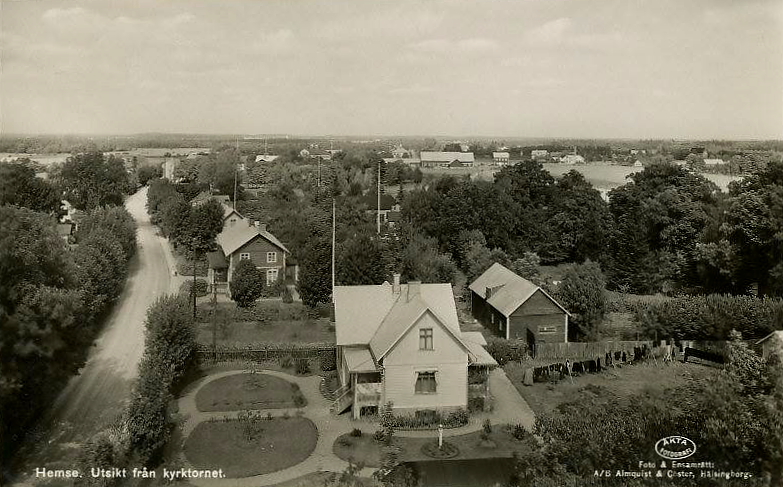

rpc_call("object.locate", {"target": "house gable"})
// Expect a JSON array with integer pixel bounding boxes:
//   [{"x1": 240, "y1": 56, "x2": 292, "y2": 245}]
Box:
[
  {"x1": 511, "y1": 289, "x2": 565, "y2": 316},
  {"x1": 382, "y1": 309, "x2": 469, "y2": 366},
  {"x1": 233, "y1": 234, "x2": 286, "y2": 269}
]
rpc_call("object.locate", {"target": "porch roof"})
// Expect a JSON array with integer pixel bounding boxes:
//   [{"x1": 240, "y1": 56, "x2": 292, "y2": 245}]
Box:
[
  {"x1": 344, "y1": 348, "x2": 378, "y2": 373},
  {"x1": 463, "y1": 332, "x2": 498, "y2": 367}
]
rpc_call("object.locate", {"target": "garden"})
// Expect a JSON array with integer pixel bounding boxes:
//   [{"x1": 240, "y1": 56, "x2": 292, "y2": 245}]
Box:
[
  {"x1": 194, "y1": 372, "x2": 307, "y2": 412},
  {"x1": 184, "y1": 415, "x2": 318, "y2": 478}
]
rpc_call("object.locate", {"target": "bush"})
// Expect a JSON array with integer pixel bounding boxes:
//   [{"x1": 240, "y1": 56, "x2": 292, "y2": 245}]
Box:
[
  {"x1": 485, "y1": 337, "x2": 527, "y2": 365},
  {"x1": 319, "y1": 350, "x2": 337, "y2": 371},
  {"x1": 295, "y1": 358, "x2": 311, "y2": 375},
  {"x1": 482, "y1": 418, "x2": 492, "y2": 434},
  {"x1": 512, "y1": 423, "x2": 529, "y2": 441},
  {"x1": 180, "y1": 279, "x2": 208, "y2": 298},
  {"x1": 230, "y1": 260, "x2": 266, "y2": 307},
  {"x1": 279, "y1": 355, "x2": 293, "y2": 369},
  {"x1": 350, "y1": 428, "x2": 363, "y2": 438},
  {"x1": 468, "y1": 396, "x2": 485, "y2": 413},
  {"x1": 293, "y1": 393, "x2": 306, "y2": 408},
  {"x1": 444, "y1": 409, "x2": 469, "y2": 428},
  {"x1": 282, "y1": 285, "x2": 294, "y2": 304},
  {"x1": 373, "y1": 429, "x2": 387, "y2": 443}
]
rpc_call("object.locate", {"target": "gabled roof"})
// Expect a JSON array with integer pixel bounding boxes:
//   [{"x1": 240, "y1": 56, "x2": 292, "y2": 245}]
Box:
[
  {"x1": 222, "y1": 203, "x2": 243, "y2": 220},
  {"x1": 334, "y1": 283, "x2": 461, "y2": 349},
  {"x1": 420, "y1": 151, "x2": 475, "y2": 163},
  {"x1": 469, "y1": 263, "x2": 570, "y2": 318},
  {"x1": 216, "y1": 223, "x2": 289, "y2": 256}
]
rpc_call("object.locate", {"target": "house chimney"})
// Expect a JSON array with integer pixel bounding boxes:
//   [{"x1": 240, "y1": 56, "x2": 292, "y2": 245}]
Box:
[
  {"x1": 407, "y1": 281, "x2": 421, "y2": 302},
  {"x1": 254, "y1": 220, "x2": 260, "y2": 228},
  {"x1": 393, "y1": 273, "x2": 401, "y2": 294},
  {"x1": 486, "y1": 286, "x2": 493, "y2": 299}
]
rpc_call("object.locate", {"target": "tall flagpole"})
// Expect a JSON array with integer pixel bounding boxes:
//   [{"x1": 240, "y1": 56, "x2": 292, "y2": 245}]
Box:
[
  {"x1": 331, "y1": 198, "x2": 336, "y2": 295},
  {"x1": 377, "y1": 162, "x2": 381, "y2": 234}
]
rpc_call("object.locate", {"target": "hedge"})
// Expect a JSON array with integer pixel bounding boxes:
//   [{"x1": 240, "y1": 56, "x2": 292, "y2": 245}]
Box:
[
  {"x1": 379, "y1": 407, "x2": 469, "y2": 430},
  {"x1": 179, "y1": 279, "x2": 208, "y2": 298},
  {"x1": 196, "y1": 301, "x2": 309, "y2": 323},
  {"x1": 634, "y1": 294, "x2": 783, "y2": 340},
  {"x1": 485, "y1": 337, "x2": 528, "y2": 365}
]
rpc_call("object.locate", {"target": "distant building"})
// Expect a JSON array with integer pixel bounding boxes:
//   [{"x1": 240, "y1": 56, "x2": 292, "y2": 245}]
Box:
[
  {"x1": 560, "y1": 154, "x2": 585, "y2": 164},
  {"x1": 633, "y1": 160, "x2": 643, "y2": 167},
  {"x1": 757, "y1": 331, "x2": 783, "y2": 360},
  {"x1": 391, "y1": 144, "x2": 410, "y2": 159},
  {"x1": 360, "y1": 193, "x2": 400, "y2": 225},
  {"x1": 420, "y1": 151, "x2": 475, "y2": 168},
  {"x1": 299, "y1": 149, "x2": 310, "y2": 158},
  {"x1": 492, "y1": 152, "x2": 510, "y2": 164},
  {"x1": 255, "y1": 154, "x2": 280, "y2": 163},
  {"x1": 531, "y1": 150, "x2": 548, "y2": 159}
]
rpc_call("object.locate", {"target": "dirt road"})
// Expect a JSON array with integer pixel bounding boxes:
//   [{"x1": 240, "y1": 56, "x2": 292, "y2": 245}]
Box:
[{"x1": 10, "y1": 187, "x2": 176, "y2": 485}]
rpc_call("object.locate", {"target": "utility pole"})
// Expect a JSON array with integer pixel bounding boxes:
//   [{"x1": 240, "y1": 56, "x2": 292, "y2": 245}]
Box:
[
  {"x1": 192, "y1": 239, "x2": 198, "y2": 320},
  {"x1": 377, "y1": 161, "x2": 381, "y2": 235},
  {"x1": 331, "y1": 198, "x2": 336, "y2": 294},
  {"x1": 233, "y1": 167, "x2": 238, "y2": 210}
]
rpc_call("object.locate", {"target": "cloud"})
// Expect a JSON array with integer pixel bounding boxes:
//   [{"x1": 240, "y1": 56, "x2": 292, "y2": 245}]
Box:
[{"x1": 408, "y1": 37, "x2": 499, "y2": 54}]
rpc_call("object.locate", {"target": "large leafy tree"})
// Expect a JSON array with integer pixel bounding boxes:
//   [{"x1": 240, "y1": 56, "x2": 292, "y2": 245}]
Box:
[
  {"x1": 400, "y1": 234, "x2": 457, "y2": 283},
  {"x1": 0, "y1": 160, "x2": 61, "y2": 215},
  {"x1": 607, "y1": 163, "x2": 719, "y2": 294},
  {"x1": 58, "y1": 152, "x2": 131, "y2": 210},
  {"x1": 298, "y1": 234, "x2": 333, "y2": 308},
  {"x1": 554, "y1": 261, "x2": 607, "y2": 341}
]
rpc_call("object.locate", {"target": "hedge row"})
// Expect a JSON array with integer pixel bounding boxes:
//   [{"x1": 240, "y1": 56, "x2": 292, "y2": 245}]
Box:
[
  {"x1": 484, "y1": 337, "x2": 528, "y2": 365},
  {"x1": 380, "y1": 406, "x2": 469, "y2": 430},
  {"x1": 196, "y1": 301, "x2": 313, "y2": 323},
  {"x1": 127, "y1": 296, "x2": 196, "y2": 465},
  {"x1": 179, "y1": 278, "x2": 208, "y2": 297},
  {"x1": 633, "y1": 294, "x2": 783, "y2": 340}
]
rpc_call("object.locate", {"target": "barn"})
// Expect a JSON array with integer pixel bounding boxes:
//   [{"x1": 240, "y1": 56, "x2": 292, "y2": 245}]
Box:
[{"x1": 469, "y1": 263, "x2": 570, "y2": 349}]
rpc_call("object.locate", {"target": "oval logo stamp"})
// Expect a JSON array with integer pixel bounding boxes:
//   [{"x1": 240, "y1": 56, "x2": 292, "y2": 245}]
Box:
[{"x1": 655, "y1": 436, "x2": 696, "y2": 460}]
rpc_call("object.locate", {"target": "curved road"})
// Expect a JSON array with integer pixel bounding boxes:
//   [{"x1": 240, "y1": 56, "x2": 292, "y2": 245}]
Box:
[{"x1": 11, "y1": 187, "x2": 179, "y2": 485}]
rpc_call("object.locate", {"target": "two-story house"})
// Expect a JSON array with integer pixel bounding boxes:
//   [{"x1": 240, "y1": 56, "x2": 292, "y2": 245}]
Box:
[
  {"x1": 333, "y1": 276, "x2": 497, "y2": 419},
  {"x1": 207, "y1": 220, "x2": 289, "y2": 294}
]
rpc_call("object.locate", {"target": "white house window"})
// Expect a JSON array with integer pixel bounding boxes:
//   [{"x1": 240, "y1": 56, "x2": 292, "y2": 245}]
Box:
[
  {"x1": 419, "y1": 328, "x2": 433, "y2": 350},
  {"x1": 240, "y1": 253, "x2": 251, "y2": 261},
  {"x1": 415, "y1": 371, "x2": 437, "y2": 394},
  {"x1": 266, "y1": 268, "x2": 278, "y2": 286},
  {"x1": 267, "y1": 252, "x2": 277, "y2": 263}
]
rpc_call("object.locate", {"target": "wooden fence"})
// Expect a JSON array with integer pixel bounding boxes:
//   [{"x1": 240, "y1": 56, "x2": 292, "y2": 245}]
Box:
[{"x1": 532, "y1": 340, "x2": 653, "y2": 360}]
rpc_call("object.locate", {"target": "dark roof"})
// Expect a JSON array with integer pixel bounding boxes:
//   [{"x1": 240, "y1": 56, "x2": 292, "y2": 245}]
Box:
[
  {"x1": 206, "y1": 249, "x2": 228, "y2": 269},
  {"x1": 360, "y1": 193, "x2": 397, "y2": 211},
  {"x1": 387, "y1": 211, "x2": 401, "y2": 222}
]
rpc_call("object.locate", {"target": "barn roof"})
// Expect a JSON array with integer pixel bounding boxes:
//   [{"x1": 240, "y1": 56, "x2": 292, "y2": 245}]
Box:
[{"x1": 469, "y1": 263, "x2": 570, "y2": 318}]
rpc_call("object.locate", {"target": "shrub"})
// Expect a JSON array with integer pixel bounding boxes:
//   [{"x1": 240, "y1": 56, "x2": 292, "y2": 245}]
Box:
[
  {"x1": 350, "y1": 428, "x2": 363, "y2": 438},
  {"x1": 293, "y1": 393, "x2": 306, "y2": 408},
  {"x1": 295, "y1": 358, "x2": 311, "y2": 375},
  {"x1": 319, "y1": 350, "x2": 337, "y2": 371},
  {"x1": 180, "y1": 278, "x2": 208, "y2": 298},
  {"x1": 282, "y1": 285, "x2": 294, "y2": 304},
  {"x1": 512, "y1": 423, "x2": 529, "y2": 441},
  {"x1": 468, "y1": 396, "x2": 485, "y2": 413},
  {"x1": 485, "y1": 337, "x2": 527, "y2": 365},
  {"x1": 279, "y1": 355, "x2": 293, "y2": 369},
  {"x1": 373, "y1": 429, "x2": 387, "y2": 443},
  {"x1": 482, "y1": 418, "x2": 492, "y2": 434},
  {"x1": 444, "y1": 409, "x2": 469, "y2": 428},
  {"x1": 230, "y1": 260, "x2": 266, "y2": 307}
]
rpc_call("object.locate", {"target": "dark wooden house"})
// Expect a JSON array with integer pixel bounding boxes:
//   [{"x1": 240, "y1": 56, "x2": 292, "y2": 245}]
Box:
[{"x1": 469, "y1": 263, "x2": 570, "y2": 348}]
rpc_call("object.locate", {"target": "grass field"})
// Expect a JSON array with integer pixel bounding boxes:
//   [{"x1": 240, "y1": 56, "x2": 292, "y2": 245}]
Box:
[
  {"x1": 184, "y1": 417, "x2": 318, "y2": 477},
  {"x1": 195, "y1": 373, "x2": 306, "y2": 411},
  {"x1": 504, "y1": 361, "x2": 714, "y2": 416},
  {"x1": 196, "y1": 319, "x2": 335, "y2": 346}
]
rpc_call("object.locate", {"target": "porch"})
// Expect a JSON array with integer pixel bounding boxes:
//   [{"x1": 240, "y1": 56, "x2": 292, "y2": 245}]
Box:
[
  {"x1": 206, "y1": 250, "x2": 229, "y2": 294},
  {"x1": 332, "y1": 347, "x2": 383, "y2": 419}
]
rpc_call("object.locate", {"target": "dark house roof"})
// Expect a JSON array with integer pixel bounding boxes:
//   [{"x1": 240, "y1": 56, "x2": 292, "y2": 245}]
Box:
[{"x1": 360, "y1": 193, "x2": 397, "y2": 211}]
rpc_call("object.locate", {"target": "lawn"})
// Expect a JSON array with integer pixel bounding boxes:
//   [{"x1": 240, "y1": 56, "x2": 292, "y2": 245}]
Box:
[
  {"x1": 504, "y1": 360, "x2": 714, "y2": 416},
  {"x1": 184, "y1": 417, "x2": 318, "y2": 478},
  {"x1": 333, "y1": 432, "x2": 384, "y2": 467},
  {"x1": 196, "y1": 319, "x2": 335, "y2": 346},
  {"x1": 195, "y1": 373, "x2": 306, "y2": 412}
]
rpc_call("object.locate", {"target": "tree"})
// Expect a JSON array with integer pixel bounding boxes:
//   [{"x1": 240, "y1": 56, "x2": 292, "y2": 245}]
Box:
[
  {"x1": 59, "y1": 152, "x2": 131, "y2": 210},
  {"x1": 401, "y1": 234, "x2": 456, "y2": 283},
  {"x1": 76, "y1": 206, "x2": 137, "y2": 259},
  {"x1": 146, "y1": 178, "x2": 179, "y2": 217},
  {"x1": 0, "y1": 161, "x2": 61, "y2": 215},
  {"x1": 136, "y1": 165, "x2": 162, "y2": 186},
  {"x1": 230, "y1": 260, "x2": 266, "y2": 307},
  {"x1": 554, "y1": 261, "x2": 607, "y2": 341},
  {"x1": 159, "y1": 196, "x2": 191, "y2": 245},
  {"x1": 510, "y1": 252, "x2": 541, "y2": 283},
  {"x1": 185, "y1": 199, "x2": 224, "y2": 253},
  {"x1": 336, "y1": 232, "x2": 387, "y2": 285},
  {"x1": 298, "y1": 235, "x2": 333, "y2": 308}
]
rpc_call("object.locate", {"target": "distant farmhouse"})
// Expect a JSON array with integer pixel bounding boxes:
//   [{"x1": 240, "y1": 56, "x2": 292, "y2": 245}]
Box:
[
  {"x1": 420, "y1": 151, "x2": 475, "y2": 168},
  {"x1": 469, "y1": 263, "x2": 570, "y2": 350},
  {"x1": 560, "y1": 154, "x2": 585, "y2": 164},
  {"x1": 492, "y1": 152, "x2": 510, "y2": 165},
  {"x1": 531, "y1": 149, "x2": 548, "y2": 159},
  {"x1": 255, "y1": 154, "x2": 280, "y2": 163}
]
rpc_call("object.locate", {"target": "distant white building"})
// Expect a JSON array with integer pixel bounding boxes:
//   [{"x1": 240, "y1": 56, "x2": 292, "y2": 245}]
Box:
[
  {"x1": 560, "y1": 154, "x2": 585, "y2": 164},
  {"x1": 255, "y1": 154, "x2": 280, "y2": 163},
  {"x1": 531, "y1": 150, "x2": 548, "y2": 159},
  {"x1": 420, "y1": 151, "x2": 475, "y2": 168},
  {"x1": 492, "y1": 152, "x2": 510, "y2": 164}
]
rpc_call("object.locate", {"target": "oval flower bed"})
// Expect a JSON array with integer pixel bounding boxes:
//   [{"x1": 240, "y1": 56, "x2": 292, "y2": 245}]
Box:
[
  {"x1": 195, "y1": 373, "x2": 306, "y2": 412},
  {"x1": 184, "y1": 417, "x2": 318, "y2": 477}
]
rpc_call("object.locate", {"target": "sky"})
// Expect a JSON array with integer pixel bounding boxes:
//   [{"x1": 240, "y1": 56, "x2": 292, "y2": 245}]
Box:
[{"x1": 1, "y1": 0, "x2": 782, "y2": 139}]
